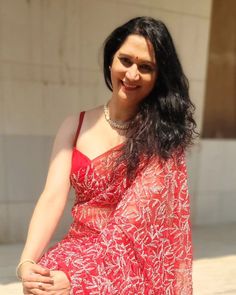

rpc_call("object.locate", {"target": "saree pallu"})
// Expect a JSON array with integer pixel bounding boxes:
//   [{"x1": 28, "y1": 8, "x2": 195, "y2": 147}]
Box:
[{"x1": 39, "y1": 146, "x2": 193, "y2": 294}]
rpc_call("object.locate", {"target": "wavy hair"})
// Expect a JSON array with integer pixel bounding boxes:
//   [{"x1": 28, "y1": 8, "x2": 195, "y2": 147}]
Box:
[{"x1": 103, "y1": 16, "x2": 197, "y2": 176}]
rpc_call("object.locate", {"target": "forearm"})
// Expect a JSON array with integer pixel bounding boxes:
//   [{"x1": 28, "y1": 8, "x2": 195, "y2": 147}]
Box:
[{"x1": 20, "y1": 192, "x2": 67, "y2": 263}]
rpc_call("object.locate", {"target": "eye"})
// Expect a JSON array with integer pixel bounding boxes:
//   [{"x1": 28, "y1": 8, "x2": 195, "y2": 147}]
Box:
[
  {"x1": 138, "y1": 64, "x2": 155, "y2": 73},
  {"x1": 118, "y1": 57, "x2": 132, "y2": 67}
]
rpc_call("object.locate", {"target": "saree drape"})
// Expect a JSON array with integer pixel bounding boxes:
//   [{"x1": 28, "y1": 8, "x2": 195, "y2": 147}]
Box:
[{"x1": 39, "y1": 145, "x2": 192, "y2": 295}]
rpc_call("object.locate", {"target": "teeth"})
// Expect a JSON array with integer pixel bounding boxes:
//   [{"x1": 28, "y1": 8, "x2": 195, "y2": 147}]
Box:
[{"x1": 123, "y1": 82, "x2": 137, "y2": 89}]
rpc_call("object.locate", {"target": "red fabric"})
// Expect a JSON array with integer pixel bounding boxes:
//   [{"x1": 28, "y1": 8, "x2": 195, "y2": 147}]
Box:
[
  {"x1": 73, "y1": 111, "x2": 85, "y2": 148},
  {"x1": 39, "y1": 114, "x2": 193, "y2": 294}
]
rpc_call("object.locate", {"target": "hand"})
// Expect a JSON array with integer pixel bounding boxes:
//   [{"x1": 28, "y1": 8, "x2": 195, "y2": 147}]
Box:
[
  {"x1": 40, "y1": 271, "x2": 71, "y2": 295},
  {"x1": 20, "y1": 263, "x2": 54, "y2": 294},
  {"x1": 23, "y1": 270, "x2": 71, "y2": 295}
]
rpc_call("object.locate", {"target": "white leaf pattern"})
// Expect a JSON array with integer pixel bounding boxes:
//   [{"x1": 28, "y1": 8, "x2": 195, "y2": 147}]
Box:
[{"x1": 39, "y1": 148, "x2": 192, "y2": 294}]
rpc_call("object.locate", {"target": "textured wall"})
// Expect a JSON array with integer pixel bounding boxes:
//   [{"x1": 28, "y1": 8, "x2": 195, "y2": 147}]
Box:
[
  {"x1": 0, "y1": 0, "x2": 212, "y2": 242},
  {"x1": 203, "y1": 0, "x2": 236, "y2": 138},
  {"x1": 191, "y1": 0, "x2": 236, "y2": 225},
  {"x1": 191, "y1": 140, "x2": 236, "y2": 225}
]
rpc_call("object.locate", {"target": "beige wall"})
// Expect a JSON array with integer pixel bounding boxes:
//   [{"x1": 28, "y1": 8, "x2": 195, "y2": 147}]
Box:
[
  {"x1": 0, "y1": 0, "x2": 212, "y2": 243},
  {"x1": 203, "y1": 0, "x2": 236, "y2": 138},
  {"x1": 191, "y1": 0, "x2": 236, "y2": 225},
  {"x1": 190, "y1": 140, "x2": 236, "y2": 225}
]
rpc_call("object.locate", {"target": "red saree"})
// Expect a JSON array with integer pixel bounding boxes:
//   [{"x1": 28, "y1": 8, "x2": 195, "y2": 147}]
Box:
[{"x1": 39, "y1": 114, "x2": 193, "y2": 294}]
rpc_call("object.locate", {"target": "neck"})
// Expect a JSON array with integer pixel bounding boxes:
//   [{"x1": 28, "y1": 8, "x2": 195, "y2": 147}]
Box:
[{"x1": 108, "y1": 98, "x2": 139, "y2": 122}]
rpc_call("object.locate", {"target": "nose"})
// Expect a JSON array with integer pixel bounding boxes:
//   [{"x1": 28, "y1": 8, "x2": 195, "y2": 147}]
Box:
[{"x1": 125, "y1": 64, "x2": 140, "y2": 81}]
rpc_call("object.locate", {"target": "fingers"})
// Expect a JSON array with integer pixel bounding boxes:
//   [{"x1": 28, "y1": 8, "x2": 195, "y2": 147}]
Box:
[
  {"x1": 20, "y1": 263, "x2": 51, "y2": 284},
  {"x1": 23, "y1": 281, "x2": 45, "y2": 292},
  {"x1": 25, "y1": 288, "x2": 46, "y2": 295},
  {"x1": 23, "y1": 279, "x2": 53, "y2": 290},
  {"x1": 25, "y1": 287, "x2": 70, "y2": 295},
  {"x1": 23, "y1": 285, "x2": 45, "y2": 295},
  {"x1": 22, "y1": 269, "x2": 70, "y2": 295},
  {"x1": 32, "y1": 264, "x2": 51, "y2": 276},
  {"x1": 23, "y1": 283, "x2": 52, "y2": 295},
  {"x1": 22, "y1": 272, "x2": 54, "y2": 295},
  {"x1": 22, "y1": 272, "x2": 54, "y2": 284}
]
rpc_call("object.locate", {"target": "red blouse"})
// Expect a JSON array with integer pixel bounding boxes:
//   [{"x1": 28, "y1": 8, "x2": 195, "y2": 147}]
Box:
[{"x1": 39, "y1": 112, "x2": 193, "y2": 294}]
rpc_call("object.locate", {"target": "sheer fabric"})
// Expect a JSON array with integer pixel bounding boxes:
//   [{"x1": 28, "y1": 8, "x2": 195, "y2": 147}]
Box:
[{"x1": 39, "y1": 113, "x2": 193, "y2": 294}]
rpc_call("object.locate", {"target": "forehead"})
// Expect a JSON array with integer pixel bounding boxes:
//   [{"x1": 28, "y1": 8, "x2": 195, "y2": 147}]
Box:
[{"x1": 116, "y1": 34, "x2": 156, "y2": 63}]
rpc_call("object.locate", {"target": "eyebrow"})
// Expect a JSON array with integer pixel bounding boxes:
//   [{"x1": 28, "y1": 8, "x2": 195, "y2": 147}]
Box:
[{"x1": 118, "y1": 53, "x2": 156, "y2": 66}]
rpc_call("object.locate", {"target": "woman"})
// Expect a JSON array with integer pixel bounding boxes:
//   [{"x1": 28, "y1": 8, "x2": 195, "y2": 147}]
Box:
[{"x1": 17, "y1": 16, "x2": 196, "y2": 294}]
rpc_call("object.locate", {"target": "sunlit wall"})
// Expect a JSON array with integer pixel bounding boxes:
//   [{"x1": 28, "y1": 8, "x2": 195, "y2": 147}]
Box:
[{"x1": 0, "y1": 0, "x2": 212, "y2": 243}]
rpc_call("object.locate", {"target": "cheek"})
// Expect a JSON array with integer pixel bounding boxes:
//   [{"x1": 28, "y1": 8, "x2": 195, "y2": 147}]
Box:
[
  {"x1": 112, "y1": 65, "x2": 124, "y2": 78},
  {"x1": 142, "y1": 76, "x2": 156, "y2": 92},
  {"x1": 111, "y1": 71, "x2": 120, "y2": 87},
  {"x1": 110, "y1": 67, "x2": 125, "y2": 87}
]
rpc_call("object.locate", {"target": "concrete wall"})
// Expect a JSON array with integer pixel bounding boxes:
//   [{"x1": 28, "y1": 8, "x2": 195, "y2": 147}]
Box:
[
  {"x1": 0, "y1": 0, "x2": 213, "y2": 243},
  {"x1": 190, "y1": 0, "x2": 236, "y2": 225},
  {"x1": 203, "y1": 0, "x2": 236, "y2": 138},
  {"x1": 190, "y1": 140, "x2": 236, "y2": 225}
]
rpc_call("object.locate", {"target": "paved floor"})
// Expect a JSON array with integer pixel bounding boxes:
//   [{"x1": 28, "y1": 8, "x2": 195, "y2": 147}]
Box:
[
  {"x1": 0, "y1": 223, "x2": 236, "y2": 294},
  {"x1": 192, "y1": 223, "x2": 236, "y2": 295}
]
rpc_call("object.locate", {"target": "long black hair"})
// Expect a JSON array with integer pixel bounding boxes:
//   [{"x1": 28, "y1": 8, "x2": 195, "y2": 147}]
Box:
[{"x1": 103, "y1": 16, "x2": 197, "y2": 176}]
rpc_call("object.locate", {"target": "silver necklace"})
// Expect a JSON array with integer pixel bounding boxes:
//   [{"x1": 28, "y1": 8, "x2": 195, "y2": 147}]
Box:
[{"x1": 103, "y1": 102, "x2": 132, "y2": 130}]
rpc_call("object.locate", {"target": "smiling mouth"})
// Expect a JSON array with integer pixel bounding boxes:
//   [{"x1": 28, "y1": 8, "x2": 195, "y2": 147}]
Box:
[{"x1": 122, "y1": 81, "x2": 139, "y2": 90}]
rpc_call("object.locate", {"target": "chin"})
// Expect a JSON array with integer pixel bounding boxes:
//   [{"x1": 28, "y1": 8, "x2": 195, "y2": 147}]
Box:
[{"x1": 118, "y1": 92, "x2": 135, "y2": 102}]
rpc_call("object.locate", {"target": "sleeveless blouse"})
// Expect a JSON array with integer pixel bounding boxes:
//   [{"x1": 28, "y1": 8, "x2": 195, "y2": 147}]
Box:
[{"x1": 39, "y1": 112, "x2": 193, "y2": 295}]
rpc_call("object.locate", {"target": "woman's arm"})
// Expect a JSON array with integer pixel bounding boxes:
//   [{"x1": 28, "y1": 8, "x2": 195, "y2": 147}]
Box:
[{"x1": 18, "y1": 115, "x2": 78, "y2": 271}]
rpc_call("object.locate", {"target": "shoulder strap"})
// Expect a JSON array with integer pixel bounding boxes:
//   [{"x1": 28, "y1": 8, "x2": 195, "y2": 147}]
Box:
[{"x1": 73, "y1": 111, "x2": 85, "y2": 147}]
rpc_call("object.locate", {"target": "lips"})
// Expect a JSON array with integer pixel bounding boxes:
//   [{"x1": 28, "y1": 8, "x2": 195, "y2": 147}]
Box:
[{"x1": 122, "y1": 81, "x2": 139, "y2": 90}]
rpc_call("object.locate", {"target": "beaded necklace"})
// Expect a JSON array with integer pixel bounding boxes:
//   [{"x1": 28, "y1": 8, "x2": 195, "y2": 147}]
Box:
[{"x1": 103, "y1": 102, "x2": 133, "y2": 130}]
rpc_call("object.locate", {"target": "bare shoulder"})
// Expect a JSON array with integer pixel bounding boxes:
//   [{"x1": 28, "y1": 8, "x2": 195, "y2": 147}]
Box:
[
  {"x1": 58, "y1": 114, "x2": 79, "y2": 136},
  {"x1": 83, "y1": 105, "x2": 103, "y2": 125},
  {"x1": 61, "y1": 114, "x2": 79, "y2": 130},
  {"x1": 85, "y1": 105, "x2": 103, "y2": 116},
  {"x1": 52, "y1": 114, "x2": 81, "y2": 149},
  {"x1": 56, "y1": 107, "x2": 102, "y2": 141}
]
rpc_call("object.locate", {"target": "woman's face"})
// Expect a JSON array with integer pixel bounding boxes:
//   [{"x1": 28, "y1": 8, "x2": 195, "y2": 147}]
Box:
[{"x1": 110, "y1": 34, "x2": 157, "y2": 105}]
